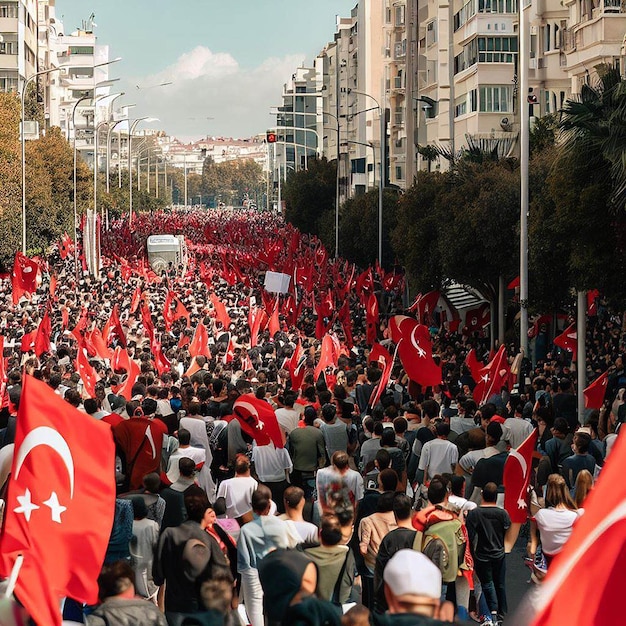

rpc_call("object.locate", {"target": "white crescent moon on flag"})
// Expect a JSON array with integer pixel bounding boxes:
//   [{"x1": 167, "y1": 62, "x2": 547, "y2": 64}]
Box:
[
  {"x1": 14, "y1": 426, "x2": 75, "y2": 498},
  {"x1": 145, "y1": 425, "x2": 157, "y2": 460},
  {"x1": 235, "y1": 401, "x2": 265, "y2": 430}
]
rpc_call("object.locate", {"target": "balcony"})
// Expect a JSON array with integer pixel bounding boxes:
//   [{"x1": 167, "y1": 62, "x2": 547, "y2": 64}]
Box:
[
  {"x1": 391, "y1": 75, "x2": 405, "y2": 92},
  {"x1": 394, "y1": 40, "x2": 407, "y2": 59}
]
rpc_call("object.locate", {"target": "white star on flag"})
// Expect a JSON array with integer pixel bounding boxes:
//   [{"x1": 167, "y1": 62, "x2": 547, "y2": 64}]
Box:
[
  {"x1": 43, "y1": 491, "x2": 67, "y2": 523},
  {"x1": 14, "y1": 488, "x2": 39, "y2": 522}
]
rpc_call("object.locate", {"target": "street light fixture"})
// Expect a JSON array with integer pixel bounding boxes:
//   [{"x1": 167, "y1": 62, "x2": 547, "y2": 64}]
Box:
[
  {"x1": 348, "y1": 89, "x2": 385, "y2": 264},
  {"x1": 128, "y1": 117, "x2": 158, "y2": 226}
]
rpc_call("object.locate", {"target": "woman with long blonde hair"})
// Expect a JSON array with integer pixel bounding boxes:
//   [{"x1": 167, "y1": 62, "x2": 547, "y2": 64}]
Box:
[
  {"x1": 530, "y1": 474, "x2": 581, "y2": 567},
  {"x1": 574, "y1": 469, "x2": 594, "y2": 509}
]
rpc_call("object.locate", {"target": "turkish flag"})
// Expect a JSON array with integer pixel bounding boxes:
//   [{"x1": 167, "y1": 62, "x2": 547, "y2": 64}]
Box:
[
  {"x1": 153, "y1": 339, "x2": 171, "y2": 376},
  {"x1": 49, "y1": 273, "x2": 57, "y2": 300},
  {"x1": 0, "y1": 375, "x2": 116, "y2": 626},
  {"x1": 369, "y1": 342, "x2": 397, "y2": 407},
  {"x1": 129, "y1": 286, "x2": 142, "y2": 315},
  {"x1": 587, "y1": 289, "x2": 600, "y2": 316},
  {"x1": 408, "y1": 290, "x2": 440, "y2": 326},
  {"x1": 507, "y1": 275, "x2": 520, "y2": 289},
  {"x1": 34, "y1": 310, "x2": 52, "y2": 358},
  {"x1": 464, "y1": 348, "x2": 483, "y2": 383},
  {"x1": 141, "y1": 302, "x2": 155, "y2": 344},
  {"x1": 76, "y1": 347, "x2": 98, "y2": 398},
  {"x1": 268, "y1": 303, "x2": 280, "y2": 338},
  {"x1": 249, "y1": 305, "x2": 268, "y2": 348},
  {"x1": 314, "y1": 333, "x2": 338, "y2": 381},
  {"x1": 87, "y1": 328, "x2": 111, "y2": 361},
  {"x1": 20, "y1": 330, "x2": 37, "y2": 353},
  {"x1": 366, "y1": 293, "x2": 379, "y2": 346},
  {"x1": 112, "y1": 350, "x2": 141, "y2": 401},
  {"x1": 583, "y1": 371, "x2": 609, "y2": 410},
  {"x1": 210, "y1": 292, "x2": 232, "y2": 330},
  {"x1": 553, "y1": 322, "x2": 577, "y2": 355},
  {"x1": 393, "y1": 317, "x2": 442, "y2": 388},
  {"x1": 103, "y1": 304, "x2": 126, "y2": 348},
  {"x1": 189, "y1": 321, "x2": 212, "y2": 359},
  {"x1": 473, "y1": 345, "x2": 510, "y2": 405},
  {"x1": 338, "y1": 300, "x2": 353, "y2": 349},
  {"x1": 527, "y1": 425, "x2": 626, "y2": 625},
  {"x1": 12, "y1": 252, "x2": 39, "y2": 305},
  {"x1": 233, "y1": 394, "x2": 284, "y2": 448},
  {"x1": 503, "y1": 429, "x2": 537, "y2": 523},
  {"x1": 463, "y1": 303, "x2": 491, "y2": 334}
]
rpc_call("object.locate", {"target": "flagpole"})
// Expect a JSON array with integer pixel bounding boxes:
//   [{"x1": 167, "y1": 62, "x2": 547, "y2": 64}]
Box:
[
  {"x1": 4, "y1": 554, "x2": 24, "y2": 598},
  {"x1": 577, "y1": 291, "x2": 586, "y2": 425}
]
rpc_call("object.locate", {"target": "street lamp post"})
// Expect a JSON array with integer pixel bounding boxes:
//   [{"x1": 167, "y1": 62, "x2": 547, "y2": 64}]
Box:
[
  {"x1": 348, "y1": 90, "x2": 385, "y2": 264},
  {"x1": 128, "y1": 117, "x2": 158, "y2": 226},
  {"x1": 20, "y1": 66, "x2": 62, "y2": 254},
  {"x1": 321, "y1": 111, "x2": 341, "y2": 259}
]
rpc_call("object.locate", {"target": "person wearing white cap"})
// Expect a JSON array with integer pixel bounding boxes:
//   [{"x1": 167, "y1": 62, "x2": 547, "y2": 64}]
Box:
[{"x1": 376, "y1": 549, "x2": 455, "y2": 625}]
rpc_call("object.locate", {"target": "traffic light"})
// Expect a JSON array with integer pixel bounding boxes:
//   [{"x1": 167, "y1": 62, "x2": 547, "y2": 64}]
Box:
[{"x1": 266, "y1": 131, "x2": 277, "y2": 143}]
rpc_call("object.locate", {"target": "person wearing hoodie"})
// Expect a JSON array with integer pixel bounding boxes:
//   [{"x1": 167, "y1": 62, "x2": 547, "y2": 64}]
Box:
[
  {"x1": 304, "y1": 513, "x2": 356, "y2": 605},
  {"x1": 86, "y1": 560, "x2": 167, "y2": 626}
]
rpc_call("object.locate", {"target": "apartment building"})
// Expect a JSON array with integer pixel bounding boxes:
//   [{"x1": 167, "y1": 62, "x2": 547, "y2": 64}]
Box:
[
  {"x1": 0, "y1": 0, "x2": 37, "y2": 93},
  {"x1": 309, "y1": 0, "x2": 625, "y2": 191}
]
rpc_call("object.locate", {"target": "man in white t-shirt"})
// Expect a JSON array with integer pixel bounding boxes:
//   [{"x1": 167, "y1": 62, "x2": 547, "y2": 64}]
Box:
[
  {"x1": 419, "y1": 422, "x2": 458, "y2": 483},
  {"x1": 251, "y1": 442, "x2": 293, "y2": 514},
  {"x1": 215, "y1": 454, "x2": 258, "y2": 522},
  {"x1": 274, "y1": 390, "x2": 300, "y2": 437},
  {"x1": 165, "y1": 428, "x2": 206, "y2": 483},
  {"x1": 279, "y1": 485, "x2": 319, "y2": 543}
]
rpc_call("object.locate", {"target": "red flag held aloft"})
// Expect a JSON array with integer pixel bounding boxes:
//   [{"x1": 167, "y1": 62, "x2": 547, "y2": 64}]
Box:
[
  {"x1": 76, "y1": 348, "x2": 98, "y2": 398},
  {"x1": 103, "y1": 304, "x2": 126, "y2": 348},
  {"x1": 233, "y1": 394, "x2": 284, "y2": 448},
  {"x1": 12, "y1": 252, "x2": 39, "y2": 305},
  {"x1": 314, "y1": 333, "x2": 338, "y2": 381},
  {"x1": 473, "y1": 345, "x2": 510, "y2": 406},
  {"x1": 553, "y1": 322, "x2": 577, "y2": 355},
  {"x1": 369, "y1": 342, "x2": 396, "y2": 407},
  {"x1": 210, "y1": 292, "x2": 232, "y2": 331},
  {"x1": 20, "y1": 330, "x2": 37, "y2": 354},
  {"x1": 392, "y1": 316, "x2": 441, "y2": 388},
  {"x1": 268, "y1": 304, "x2": 280, "y2": 339},
  {"x1": 0, "y1": 375, "x2": 116, "y2": 626},
  {"x1": 366, "y1": 293, "x2": 379, "y2": 346},
  {"x1": 34, "y1": 310, "x2": 52, "y2": 358},
  {"x1": 503, "y1": 429, "x2": 537, "y2": 524},
  {"x1": 583, "y1": 371, "x2": 609, "y2": 410},
  {"x1": 189, "y1": 321, "x2": 212, "y2": 359}
]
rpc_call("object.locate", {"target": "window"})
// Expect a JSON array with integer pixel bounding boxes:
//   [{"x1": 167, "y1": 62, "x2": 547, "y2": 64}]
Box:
[
  {"x1": 478, "y1": 0, "x2": 518, "y2": 12},
  {"x1": 454, "y1": 39, "x2": 478, "y2": 73},
  {"x1": 0, "y1": 33, "x2": 17, "y2": 54},
  {"x1": 0, "y1": 3, "x2": 18, "y2": 18},
  {"x1": 455, "y1": 95, "x2": 468, "y2": 117},
  {"x1": 426, "y1": 21, "x2": 437, "y2": 46},
  {"x1": 454, "y1": 0, "x2": 476, "y2": 31},
  {"x1": 395, "y1": 165, "x2": 404, "y2": 181},
  {"x1": 478, "y1": 36, "x2": 518, "y2": 62},
  {"x1": 479, "y1": 85, "x2": 512, "y2": 112},
  {"x1": 69, "y1": 67, "x2": 94, "y2": 79},
  {"x1": 0, "y1": 70, "x2": 17, "y2": 92},
  {"x1": 395, "y1": 5, "x2": 405, "y2": 25},
  {"x1": 69, "y1": 46, "x2": 94, "y2": 55},
  {"x1": 25, "y1": 44, "x2": 36, "y2": 66}
]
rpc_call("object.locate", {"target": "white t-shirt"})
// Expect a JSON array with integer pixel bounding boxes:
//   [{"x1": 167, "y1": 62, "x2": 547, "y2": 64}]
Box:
[
  {"x1": 166, "y1": 446, "x2": 207, "y2": 483},
  {"x1": 216, "y1": 475, "x2": 258, "y2": 519},
  {"x1": 275, "y1": 407, "x2": 300, "y2": 435},
  {"x1": 502, "y1": 418, "x2": 534, "y2": 449},
  {"x1": 418, "y1": 439, "x2": 458, "y2": 478},
  {"x1": 278, "y1": 516, "x2": 319, "y2": 543},
  {"x1": 459, "y1": 446, "x2": 500, "y2": 474},
  {"x1": 535, "y1": 507, "x2": 581, "y2": 555},
  {"x1": 252, "y1": 444, "x2": 293, "y2": 482},
  {"x1": 448, "y1": 494, "x2": 477, "y2": 518}
]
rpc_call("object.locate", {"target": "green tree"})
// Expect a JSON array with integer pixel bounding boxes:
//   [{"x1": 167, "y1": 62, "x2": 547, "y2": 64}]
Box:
[
  {"x1": 340, "y1": 188, "x2": 398, "y2": 268},
  {"x1": 391, "y1": 170, "x2": 447, "y2": 290},
  {"x1": 283, "y1": 157, "x2": 336, "y2": 247}
]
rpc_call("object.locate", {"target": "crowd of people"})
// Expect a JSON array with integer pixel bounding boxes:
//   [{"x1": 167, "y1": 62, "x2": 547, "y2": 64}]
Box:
[{"x1": 0, "y1": 209, "x2": 625, "y2": 626}]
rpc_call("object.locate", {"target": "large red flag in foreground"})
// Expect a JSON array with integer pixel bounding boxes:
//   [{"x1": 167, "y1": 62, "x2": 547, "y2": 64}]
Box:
[
  {"x1": 503, "y1": 429, "x2": 537, "y2": 524},
  {"x1": 0, "y1": 375, "x2": 116, "y2": 626},
  {"x1": 583, "y1": 370, "x2": 609, "y2": 410},
  {"x1": 233, "y1": 394, "x2": 284, "y2": 448},
  {"x1": 527, "y1": 428, "x2": 626, "y2": 625}
]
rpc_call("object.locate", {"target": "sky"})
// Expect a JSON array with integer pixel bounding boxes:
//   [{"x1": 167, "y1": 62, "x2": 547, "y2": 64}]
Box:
[{"x1": 56, "y1": 0, "x2": 357, "y2": 141}]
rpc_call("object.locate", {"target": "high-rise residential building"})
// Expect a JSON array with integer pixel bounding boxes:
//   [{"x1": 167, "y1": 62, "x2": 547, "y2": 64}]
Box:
[
  {"x1": 0, "y1": 0, "x2": 38, "y2": 93},
  {"x1": 309, "y1": 0, "x2": 625, "y2": 191}
]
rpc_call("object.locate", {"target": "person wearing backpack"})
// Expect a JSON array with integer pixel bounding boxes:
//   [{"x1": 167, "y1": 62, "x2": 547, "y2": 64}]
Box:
[
  {"x1": 412, "y1": 477, "x2": 472, "y2": 620},
  {"x1": 153, "y1": 493, "x2": 232, "y2": 626}
]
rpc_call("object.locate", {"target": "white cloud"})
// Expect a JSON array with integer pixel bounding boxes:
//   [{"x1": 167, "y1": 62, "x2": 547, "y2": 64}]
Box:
[{"x1": 125, "y1": 46, "x2": 306, "y2": 140}]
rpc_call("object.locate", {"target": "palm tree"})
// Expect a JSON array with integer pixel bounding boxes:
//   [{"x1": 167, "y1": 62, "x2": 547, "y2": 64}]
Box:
[{"x1": 558, "y1": 66, "x2": 626, "y2": 211}]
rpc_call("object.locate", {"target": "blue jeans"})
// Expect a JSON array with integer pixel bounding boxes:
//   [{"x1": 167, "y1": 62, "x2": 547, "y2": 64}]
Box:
[{"x1": 475, "y1": 556, "x2": 507, "y2": 616}]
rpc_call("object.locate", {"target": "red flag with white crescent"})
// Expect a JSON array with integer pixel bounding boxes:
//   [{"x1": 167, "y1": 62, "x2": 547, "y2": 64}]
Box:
[
  {"x1": 527, "y1": 427, "x2": 626, "y2": 625},
  {"x1": 366, "y1": 293, "x2": 379, "y2": 346},
  {"x1": 12, "y1": 252, "x2": 39, "y2": 305},
  {"x1": 583, "y1": 371, "x2": 609, "y2": 410},
  {"x1": 393, "y1": 316, "x2": 441, "y2": 388},
  {"x1": 0, "y1": 375, "x2": 116, "y2": 626},
  {"x1": 473, "y1": 345, "x2": 510, "y2": 406},
  {"x1": 369, "y1": 342, "x2": 398, "y2": 407},
  {"x1": 503, "y1": 428, "x2": 537, "y2": 523},
  {"x1": 233, "y1": 394, "x2": 284, "y2": 448}
]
